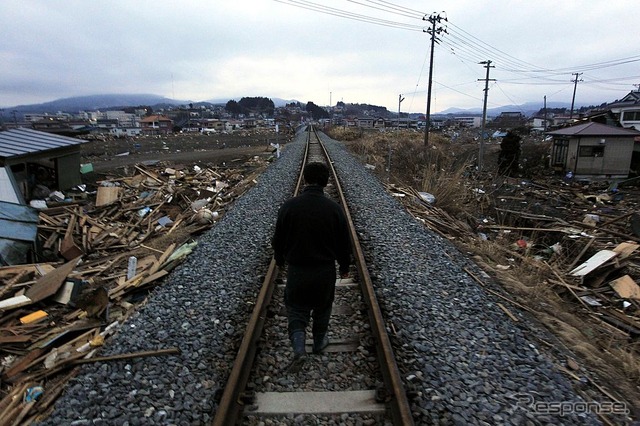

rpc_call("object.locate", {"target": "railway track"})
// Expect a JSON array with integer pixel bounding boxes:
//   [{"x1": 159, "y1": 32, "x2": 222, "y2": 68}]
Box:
[
  {"x1": 37, "y1": 125, "x2": 614, "y2": 425},
  {"x1": 212, "y1": 126, "x2": 414, "y2": 425}
]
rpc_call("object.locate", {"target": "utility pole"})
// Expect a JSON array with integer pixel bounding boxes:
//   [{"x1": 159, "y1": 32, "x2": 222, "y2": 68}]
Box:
[
  {"x1": 397, "y1": 94, "x2": 405, "y2": 130},
  {"x1": 389, "y1": 94, "x2": 404, "y2": 179},
  {"x1": 422, "y1": 11, "x2": 447, "y2": 146},
  {"x1": 570, "y1": 72, "x2": 583, "y2": 119},
  {"x1": 543, "y1": 95, "x2": 548, "y2": 134},
  {"x1": 478, "y1": 60, "x2": 495, "y2": 172}
]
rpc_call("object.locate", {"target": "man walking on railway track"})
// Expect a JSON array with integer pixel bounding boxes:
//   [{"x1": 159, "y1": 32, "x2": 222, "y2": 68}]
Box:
[{"x1": 272, "y1": 162, "x2": 351, "y2": 373}]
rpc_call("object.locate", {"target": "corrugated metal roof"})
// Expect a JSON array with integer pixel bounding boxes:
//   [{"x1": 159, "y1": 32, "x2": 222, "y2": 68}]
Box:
[
  {"x1": 0, "y1": 200, "x2": 39, "y2": 242},
  {"x1": 547, "y1": 122, "x2": 640, "y2": 137},
  {"x1": 0, "y1": 128, "x2": 84, "y2": 158}
]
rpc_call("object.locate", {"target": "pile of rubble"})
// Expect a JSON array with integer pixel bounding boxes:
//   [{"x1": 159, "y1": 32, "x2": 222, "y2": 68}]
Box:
[
  {"x1": 392, "y1": 176, "x2": 640, "y2": 339},
  {"x1": 389, "y1": 176, "x2": 640, "y2": 382},
  {"x1": 0, "y1": 156, "x2": 271, "y2": 425}
]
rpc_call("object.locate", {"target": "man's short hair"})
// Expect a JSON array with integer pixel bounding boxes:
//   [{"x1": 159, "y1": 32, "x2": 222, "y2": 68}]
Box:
[{"x1": 303, "y1": 162, "x2": 329, "y2": 187}]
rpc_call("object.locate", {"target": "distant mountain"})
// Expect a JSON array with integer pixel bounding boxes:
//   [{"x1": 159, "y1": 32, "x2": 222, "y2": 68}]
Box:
[
  {"x1": 437, "y1": 101, "x2": 573, "y2": 117},
  {"x1": 8, "y1": 94, "x2": 186, "y2": 114},
  {"x1": 5, "y1": 94, "x2": 300, "y2": 115}
]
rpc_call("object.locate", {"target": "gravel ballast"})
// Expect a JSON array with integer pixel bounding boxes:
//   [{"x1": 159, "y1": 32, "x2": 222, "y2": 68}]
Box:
[{"x1": 37, "y1": 129, "x2": 612, "y2": 425}]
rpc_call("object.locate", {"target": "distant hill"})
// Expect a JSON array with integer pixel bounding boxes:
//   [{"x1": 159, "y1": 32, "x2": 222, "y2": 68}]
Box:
[
  {"x1": 7, "y1": 94, "x2": 186, "y2": 114},
  {"x1": 437, "y1": 101, "x2": 573, "y2": 117},
  {"x1": 205, "y1": 97, "x2": 297, "y2": 108},
  {"x1": 5, "y1": 94, "x2": 299, "y2": 115}
]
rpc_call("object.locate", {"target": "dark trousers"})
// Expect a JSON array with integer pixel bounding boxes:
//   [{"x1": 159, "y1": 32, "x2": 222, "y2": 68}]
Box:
[{"x1": 284, "y1": 263, "x2": 336, "y2": 338}]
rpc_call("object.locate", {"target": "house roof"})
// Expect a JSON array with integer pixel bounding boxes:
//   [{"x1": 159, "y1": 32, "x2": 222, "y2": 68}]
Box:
[
  {"x1": 0, "y1": 128, "x2": 84, "y2": 159},
  {"x1": 547, "y1": 122, "x2": 640, "y2": 137},
  {"x1": 140, "y1": 115, "x2": 172, "y2": 122},
  {"x1": 606, "y1": 90, "x2": 640, "y2": 109}
]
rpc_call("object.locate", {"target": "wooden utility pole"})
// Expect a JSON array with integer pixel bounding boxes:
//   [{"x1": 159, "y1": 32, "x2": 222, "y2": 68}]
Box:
[
  {"x1": 389, "y1": 94, "x2": 404, "y2": 179},
  {"x1": 478, "y1": 60, "x2": 495, "y2": 172},
  {"x1": 543, "y1": 95, "x2": 548, "y2": 133},
  {"x1": 570, "y1": 72, "x2": 583, "y2": 119},
  {"x1": 422, "y1": 12, "x2": 447, "y2": 146}
]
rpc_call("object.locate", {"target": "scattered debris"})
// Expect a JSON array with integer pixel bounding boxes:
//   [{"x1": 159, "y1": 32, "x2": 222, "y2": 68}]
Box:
[
  {"x1": 0, "y1": 156, "x2": 270, "y2": 425},
  {"x1": 390, "y1": 178, "x2": 640, "y2": 346}
]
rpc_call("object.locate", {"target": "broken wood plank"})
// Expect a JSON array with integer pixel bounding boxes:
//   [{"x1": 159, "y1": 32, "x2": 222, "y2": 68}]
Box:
[
  {"x1": 569, "y1": 250, "x2": 618, "y2": 277},
  {"x1": 609, "y1": 275, "x2": 640, "y2": 299},
  {"x1": 0, "y1": 295, "x2": 33, "y2": 311},
  {"x1": 71, "y1": 347, "x2": 180, "y2": 365},
  {"x1": 24, "y1": 257, "x2": 81, "y2": 303},
  {"x1": 612, "y1": 241, "x2": 639, "y2": 259}
]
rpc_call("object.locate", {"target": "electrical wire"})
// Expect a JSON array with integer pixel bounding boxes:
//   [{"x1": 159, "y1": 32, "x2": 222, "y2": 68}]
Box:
[{"x1": 274, "y1": 0, "x2": 640, "y2": 101}]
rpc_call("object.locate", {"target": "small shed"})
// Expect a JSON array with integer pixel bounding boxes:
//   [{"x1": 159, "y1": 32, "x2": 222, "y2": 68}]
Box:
[
  {"x1": 547, "y1": 122, "x2": 640, "y2": 178},
  {"x1": 0, "y1": 128, "x2": 85, "y2": 203}
]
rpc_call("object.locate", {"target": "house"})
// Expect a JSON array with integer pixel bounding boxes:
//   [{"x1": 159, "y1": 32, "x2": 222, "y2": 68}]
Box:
[
  {"x1": 491, "y1": 112, "x2": 526, "y2": 129},
  {"x1": 547, "y1": 122, "x2": 640, "y2": 178},
  {"x1": 528, "y1": 116, "x2": 552, "y2": 133},
  {"x1": 0, "y1": 128, "x2": 85, "y2": 203},
  {"x1": 110, "y1": 128, "x2": 142, "y2": 138},
  {"x1": 140, "y1": 114, "x2": 173, "y2": 135},
  {"x1": 357, "y1": 117, "x2": 375, "y2": 129},
  {"x1": 607, "y1": 90, "x2": 640, "y2": 130},
  {"x1": 454, "y1": 116, "x2": 482, "y2": 128}
]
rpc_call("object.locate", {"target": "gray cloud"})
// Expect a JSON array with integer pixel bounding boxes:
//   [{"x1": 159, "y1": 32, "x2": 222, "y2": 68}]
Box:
[{"x1": 1, "y1": 0, "x2": 639, "y2": 111}]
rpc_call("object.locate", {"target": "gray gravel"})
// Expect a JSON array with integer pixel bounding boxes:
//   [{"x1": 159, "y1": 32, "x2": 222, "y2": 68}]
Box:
[{"x1": 37, "y1": 129, "x2": 615, "y2": 425}]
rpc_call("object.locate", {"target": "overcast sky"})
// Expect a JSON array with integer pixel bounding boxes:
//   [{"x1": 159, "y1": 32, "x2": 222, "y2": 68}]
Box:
[{"x1": 1, "y1": 0, "x2": 639, "y2": 113}]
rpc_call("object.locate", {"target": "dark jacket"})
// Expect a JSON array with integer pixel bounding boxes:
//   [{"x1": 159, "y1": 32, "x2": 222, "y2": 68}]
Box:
[{"x1": 272, "y1": 185, "x2": 351, "y2": 275}]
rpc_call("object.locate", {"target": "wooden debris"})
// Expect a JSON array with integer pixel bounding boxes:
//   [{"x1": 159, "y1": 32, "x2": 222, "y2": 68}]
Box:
[
  {"x1": 569, "y1": 250, "x2": 618, "y2": 277},
  {"x1": 0, "y1": 157, "x2": 271, "y2": 425},
  {"x1": 609, "y1": 275, "x2": 640, "y2": 299},
  {"x1": 24, "y1": 257, "x2": 81, "y2": 304}
]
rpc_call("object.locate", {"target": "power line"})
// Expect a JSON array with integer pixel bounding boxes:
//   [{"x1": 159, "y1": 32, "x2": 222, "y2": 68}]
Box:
[{"x1": 274, "y1": 0, "x2": 640, "y2": 104}]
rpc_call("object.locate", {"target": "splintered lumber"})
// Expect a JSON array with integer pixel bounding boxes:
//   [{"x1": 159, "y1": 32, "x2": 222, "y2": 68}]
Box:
[
  {"x1": 609, "y1": 275, "x2": 640, "y2": 299},
  {"x1": 569, "y1": 250, "x2": 618, "y2": 277},
  {"x1": 1, "y1": 349, "x2": 46, "y2": 382},
  {"x1": 24, "y1": 257, "x2": 81, "y2": 303},
  {"x1": 71, "y1": 347, "x2": 180, "y2": 365},
  {"x1": 60, "y1": 209, "x2": 83, "y2": 260},
  {"x1": 612, "y1": 241, "x2": 639, "y2": 259}
]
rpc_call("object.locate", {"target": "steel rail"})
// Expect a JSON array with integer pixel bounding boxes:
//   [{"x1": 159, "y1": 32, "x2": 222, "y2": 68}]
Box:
[
  {"x1": 211, "y1": 127, "x2": 312, "y2": 426},
  {"x1": 212, "y1": 125, "x2": 413, "y2": 425},
  {"x1": 312, "y1": 127, "x2": 415, "y2": 425}
]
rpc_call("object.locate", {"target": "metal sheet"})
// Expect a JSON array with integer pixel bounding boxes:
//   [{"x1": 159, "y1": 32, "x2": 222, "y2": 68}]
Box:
[
  {"x1": 0, "y1": 201, "x2": 39, "y2": 241},
  {"x1": 0, "y1": 128, "x2": 83, "y2": 158},
  {"x1": 0, "y1": 167, "x2": 22, "y2": 204}
]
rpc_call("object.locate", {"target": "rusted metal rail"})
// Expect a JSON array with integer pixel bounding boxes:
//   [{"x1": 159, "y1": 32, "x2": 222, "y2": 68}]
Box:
[{"x1": 212, "y1": 125, "x2": 413, "y2": 425}]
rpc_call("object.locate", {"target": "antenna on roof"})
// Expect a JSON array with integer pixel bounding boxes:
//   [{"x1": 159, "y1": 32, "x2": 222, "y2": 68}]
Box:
[{"x1": 633, "y1": 84, "x2": 640, "y2": 92}]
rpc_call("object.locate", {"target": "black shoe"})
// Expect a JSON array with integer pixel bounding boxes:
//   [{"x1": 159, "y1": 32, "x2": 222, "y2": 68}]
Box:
[
  {"x1": 288, "y1": 352, "x2": 306, "y2": 373},
  {"x1": 288, "y1": 330, "x2": 307, "y2": 373},
  {"x1": 312, "y1": 334, "x2": 329, "y2": 354}
]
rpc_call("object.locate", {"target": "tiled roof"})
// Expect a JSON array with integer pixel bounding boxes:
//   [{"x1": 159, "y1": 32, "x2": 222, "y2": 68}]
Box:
[
  {"x1": 0, "y1": 128, "x2": 83, "y2": 158},
  {"x1": 547, "y1": 122, "x2": 640, "y2": 137},
  {"x1": 140, "y1": 115, "x2": 171, "y2": 122}
]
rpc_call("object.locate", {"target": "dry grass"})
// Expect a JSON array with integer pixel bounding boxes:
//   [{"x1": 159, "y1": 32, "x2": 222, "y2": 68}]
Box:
[{"x1": 329, "y1": 126, "x2": 640, "y2": 416}]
